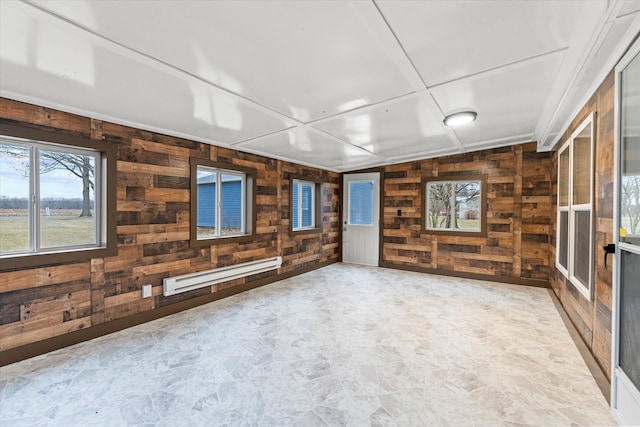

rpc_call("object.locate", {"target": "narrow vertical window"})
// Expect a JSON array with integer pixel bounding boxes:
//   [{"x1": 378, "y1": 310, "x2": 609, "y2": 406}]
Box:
[
  {"x1": 555, "y1": 113, "x2": 595, "y2": 300},
  {"x1": 557, "y1": 145, "x2": 570, "y2": 273},
  {"x1": 290, "y1": 176, "x2": 321, "y2": 234},
  {"x1": 292, "y1": 178, "x2": 316, "y2": 231}
]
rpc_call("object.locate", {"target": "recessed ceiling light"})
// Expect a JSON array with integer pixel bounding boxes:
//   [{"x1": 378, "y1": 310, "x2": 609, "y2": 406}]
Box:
[{"x1": 443, "y1": 111, "x2": 477, "y2": 127}]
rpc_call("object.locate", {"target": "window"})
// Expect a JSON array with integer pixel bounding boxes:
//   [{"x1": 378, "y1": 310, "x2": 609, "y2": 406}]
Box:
[
  {"x1": 292, "y1": 179, "x2": 313, "y2": 230},
  {"x1": 556, "y1": 113, "x2": 594, "y2": 300},
  {"x1": 0, "y1": 124, "x2": 116, "y2": 270},
  {"x1": 421, "y1": 175, "x2": 487, "y2": 236},
  {"x1": 348, "y1": 180, "x2": 374, "y2": 225},
  {"x1": 290, "y1": 175, "x2": 321, "y2": 234},
  {"x1": 190, "y1": 159, "x2": 255, "y2": 245}
]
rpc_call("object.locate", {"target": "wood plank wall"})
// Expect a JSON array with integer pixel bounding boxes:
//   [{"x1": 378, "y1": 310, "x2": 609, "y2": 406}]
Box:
[
  {"x1": 381, "y1": 142, "x2": 552, "y2": 286},
  {"x1": 549, "y1": 71, "x2": 615, "y2": 380},
  {"x1": 0, "y1": 98, "x2": 340, "y2": 352}
]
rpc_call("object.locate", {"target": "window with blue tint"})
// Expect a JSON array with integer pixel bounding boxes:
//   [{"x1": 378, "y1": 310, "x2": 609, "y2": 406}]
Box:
[
  {"x1": 220, "y1": 174, "x2": 243, "y2": 235},
  {"x1": 196, "y1": 170, "x2": 217, "y2": 238},
  {"x1": 348, "y1": 181, "x2": 373, "y2": 225},
  {"x1": 196, "y1": 166, "x2": 245, "y2": 239},
  {"x1": 301, "y1": 183, "x2": 313, "y2": 227},
  {"x1": 292, "y1": 179, "x2": 315, "y2": 231},
  {"x1": 292, "y1": 181, "x2": 299, "y2": 229}
]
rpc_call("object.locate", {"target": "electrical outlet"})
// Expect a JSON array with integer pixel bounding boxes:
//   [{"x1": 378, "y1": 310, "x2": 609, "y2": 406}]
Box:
[{"x1": 142, "y1": 284, "x2": 152, "y2": 298}]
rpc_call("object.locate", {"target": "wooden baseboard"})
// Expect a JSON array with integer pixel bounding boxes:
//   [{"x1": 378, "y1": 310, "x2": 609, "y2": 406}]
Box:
[
  {"x1": 0, "y1": 260, "x2": 336, "y2": 367},
  {"x1": 380, "y1": 261, "x2": 549, "y2": 288},
  {"x1": 547, "y1": 289, "x2": 611, "y2": 403}
]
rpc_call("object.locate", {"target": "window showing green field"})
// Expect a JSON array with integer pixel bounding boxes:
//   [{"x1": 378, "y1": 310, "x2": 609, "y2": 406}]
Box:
[{"x1": 0, "y1": 209, "x2": 95, "y2": 253}]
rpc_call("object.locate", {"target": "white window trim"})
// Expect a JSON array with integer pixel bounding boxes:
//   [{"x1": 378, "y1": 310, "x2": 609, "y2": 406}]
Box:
[
  {"x1": 0, "y1": 136, "x2": 102, "y2": 256},
  {"x1": 292, "y1": 179, "x2": 315, "y2": 231},
  {"x1": 556, "y1": 112, "x2": 595, "y2": 301},
  {"x1": 196, "y1": 166, "x2": 247, "y2": 240},
  {"x1": 556, "y1": 140, "x2": 570, "y2": 278}
]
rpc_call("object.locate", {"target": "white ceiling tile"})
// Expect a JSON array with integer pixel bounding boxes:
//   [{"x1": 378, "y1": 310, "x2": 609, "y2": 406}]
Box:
[
  {"x1": 618, "y1": 0, "x2": 640, "y2": 17},
  {"x1": 1, "y1": 0, "x2": 634, "y2": 171},
  {"x1": 431, "y1": 54, "x2": 564, "y2": 147},
  {"x1": 377, "y1": 0, "x2": 580, "y2": 87},
  {"x1": 30, "y1": 0, "x2": 416, "y2": 122},
  {"x1": 314, "y1": 93, "x2": 456, "y2": 159},
  {"x1": 236, "y1": 128, "x2": 378, "y2": 171},
  {"x1": 0, "y1": 0, "x2": 293, "y2": 145}
]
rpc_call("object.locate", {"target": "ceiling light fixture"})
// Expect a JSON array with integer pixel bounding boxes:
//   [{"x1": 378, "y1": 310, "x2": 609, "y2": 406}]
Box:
[{"x1": 443, "y1": 111, "x2": 477, "y2": 127}]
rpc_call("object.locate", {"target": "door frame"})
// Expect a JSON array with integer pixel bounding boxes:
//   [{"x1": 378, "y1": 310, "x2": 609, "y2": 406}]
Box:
[
  {"x1": 342, "y1": 169, "x2": 383, "y2": 266},
  {"x1": 611, "y1": 36, "x2": 640, "y2": 425}
]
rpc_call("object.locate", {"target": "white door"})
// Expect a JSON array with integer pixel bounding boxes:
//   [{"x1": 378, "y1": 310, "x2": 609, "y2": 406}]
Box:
[
  {"x1": 612, "y1": 37, "x2": 640, "y2": 426},
  {"x1": 343, "y1": 172, "x2": 379, "y2": 266}
]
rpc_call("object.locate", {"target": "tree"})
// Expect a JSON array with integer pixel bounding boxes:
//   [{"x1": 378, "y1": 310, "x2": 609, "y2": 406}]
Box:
[
  {"x1": 0, "y1": 146, "x2": 94, "y2": 217},
  {"x1": 427, "y1": 181, "x2": 480, "y2": 229},
  {"x1": 621, "y1": 175, "x2": 640, "y2": 235}
]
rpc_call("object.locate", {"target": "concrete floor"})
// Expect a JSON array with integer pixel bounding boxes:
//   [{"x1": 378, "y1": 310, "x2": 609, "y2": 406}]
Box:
[{"x1": 0, "y1": 263, "x2": 616, "y2": 426}]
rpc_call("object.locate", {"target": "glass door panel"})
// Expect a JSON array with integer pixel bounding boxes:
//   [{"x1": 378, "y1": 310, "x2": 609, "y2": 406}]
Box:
[{"x1": 613, "y1": 39, "x2": 640, "y2": 425}]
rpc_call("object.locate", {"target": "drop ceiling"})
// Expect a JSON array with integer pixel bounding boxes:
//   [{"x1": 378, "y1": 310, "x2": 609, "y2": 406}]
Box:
[{"x1": 1, "y1": 0, "x2": 639, "y2": 172}]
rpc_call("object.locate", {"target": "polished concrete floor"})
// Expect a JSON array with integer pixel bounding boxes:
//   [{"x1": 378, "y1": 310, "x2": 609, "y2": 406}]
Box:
[{"x1": 0, "y1": 264, "x2": 616, "y2": 426}]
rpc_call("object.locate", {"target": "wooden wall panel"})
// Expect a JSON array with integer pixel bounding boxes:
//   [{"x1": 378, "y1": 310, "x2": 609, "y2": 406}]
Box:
[
  {"x1": 279, "y1": 162, "x2": 341, "y2": 273},
  {"x1": 549, "y1": 71, "x2": 615, "y2": 380},
  {"x1": 382, "y1": 142, "x2": 551, "y2": 286},
  {"x1": 0, "y1": 263, "x2": 91, "y2": 350},
  {"x1": 0, "y1": 98, "x2": 340, "y2": 353}
]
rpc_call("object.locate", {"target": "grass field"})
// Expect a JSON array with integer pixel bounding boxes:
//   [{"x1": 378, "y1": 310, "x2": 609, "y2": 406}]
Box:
[
  {"x1": 0, "y1": 209, "x2": 95, "y2": 252},
  {"x1": 429, "y1": 216, "x2": 479, "y2": 230}
]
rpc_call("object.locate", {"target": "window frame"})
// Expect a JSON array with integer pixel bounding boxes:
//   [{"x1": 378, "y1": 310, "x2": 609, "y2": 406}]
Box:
[
  {"x1": 290, "y1": 174, "x2": 322, "y2": 235},
  {"x1": 556, "y1": 142, "x2": 570, "y2": 276},
  {"x1": 190, "y1": 158, "x2": 256, "y2": 247},
  {"x1": 555, "y1": 112, "x2": 595, "y2": 300},
  {"x1": 0, "y1": 123, "x2": 117, "y2": 271},
  {"x1": 420, "y1": 174, "x2": 487, "y2": 237}
]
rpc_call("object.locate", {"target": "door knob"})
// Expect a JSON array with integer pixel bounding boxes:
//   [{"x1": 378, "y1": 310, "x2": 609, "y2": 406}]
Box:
[{"x1": 603, "y1": 243, "x2": 615, "y2": 268}]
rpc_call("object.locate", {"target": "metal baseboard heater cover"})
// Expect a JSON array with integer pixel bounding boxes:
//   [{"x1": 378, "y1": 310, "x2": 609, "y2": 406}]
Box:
[{"x1": 163, "y1": 256, "x2": 282, "y2": 297}]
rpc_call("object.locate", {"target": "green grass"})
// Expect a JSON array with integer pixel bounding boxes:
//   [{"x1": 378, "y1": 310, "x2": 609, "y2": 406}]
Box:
[
  {"x1": 428, "y1": 216, "x2": 480, "y2": 231},
  {"x1": 457, "y1": 219, "x2": 480, "y2": 230},
  {"x1": 0, "y1": 211, "x2": 96, "y2": 252}
]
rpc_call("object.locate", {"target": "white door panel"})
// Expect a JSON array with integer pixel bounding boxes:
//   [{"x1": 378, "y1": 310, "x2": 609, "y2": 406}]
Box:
[{"x1": 343, "y1": 172, "x2": 379, "y2": 266}]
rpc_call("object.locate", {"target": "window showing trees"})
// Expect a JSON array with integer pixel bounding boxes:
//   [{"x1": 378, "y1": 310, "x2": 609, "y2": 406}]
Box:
[
  {"x1": 291, "y1": 176, "x2": 321, "y2": 234},
  {"x1": 422, "y1": 175, "x2": 486, "y2": 236},
  {"x1": 0, "y1": 124, "x2": 116, "y2": 269},
  {"x1": 556, "y1": 113, "x2": 595, "y2": 300},
  {"x1": 1, "y1": 139, "x2": 99, "y2": 254},
  {"x1": 621, "y1": 173, "x2": 640, "y2": 246},
  {"x1": 190, "y1": 159, "x2": 255, "y2": 245}
]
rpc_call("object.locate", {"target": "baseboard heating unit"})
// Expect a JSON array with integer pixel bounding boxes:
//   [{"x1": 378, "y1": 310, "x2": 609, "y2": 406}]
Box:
[{"x1": 163, "y1": 256, "x2": 282, "y2": 296}]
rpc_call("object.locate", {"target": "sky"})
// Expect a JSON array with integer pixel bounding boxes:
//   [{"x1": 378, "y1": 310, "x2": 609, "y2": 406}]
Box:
[{"x1": 0, "y1": 153, "x2": 86, "y2": 200}]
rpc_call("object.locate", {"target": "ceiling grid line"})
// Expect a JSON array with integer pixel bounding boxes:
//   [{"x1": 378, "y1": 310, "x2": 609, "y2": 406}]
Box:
[{"x1": 371, "y1": 0, "x2": 428, "y2": 91}]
